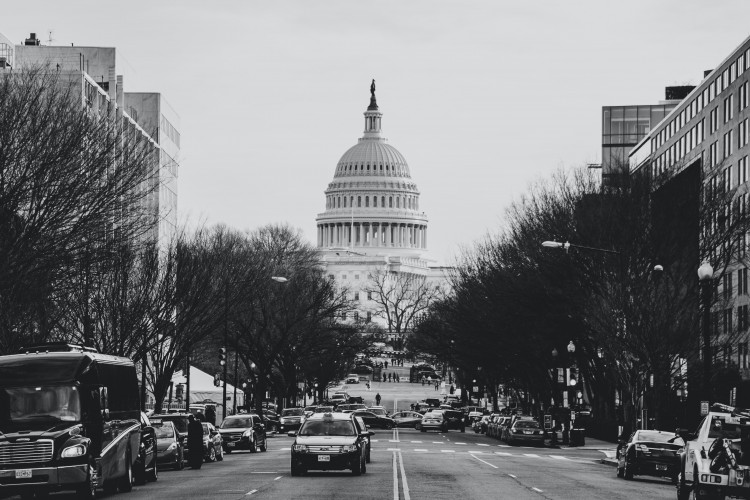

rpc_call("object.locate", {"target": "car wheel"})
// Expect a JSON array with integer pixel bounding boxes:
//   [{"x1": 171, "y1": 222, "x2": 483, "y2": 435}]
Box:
[
  {"x1": 366, "y1": 447, "x2": 371, "y2": 464},
  {"x1": 217, "y1": 445, "x2": 224, "y2": 461},
  {"x1": 207, "y1": 446, "x2": 217, "y2": 462},
  {"x1": 420, "y1": 427, "x2": 426, "y2": 432},
  {"x1": 76, "y1": 461, "x2": 98, "y2": 500},
  {"x1": 147, "y1": 458, "x2": 158, "y2": 482},
  {"x1": 291, "y1": 461, "x2": 302, "y2": 476},
  {"x1": 225, "y1": 447, "x2": 232, "y2": 454},
  {"x1": 616, "y1": 464, "x2": 624, "y2": 478},
  {"x1": 623, "y1": 456, "x2": 633, "y2": 480},
  {"x1": 118, "y1": 454, "x2": 133, "y2": 492},
  {"x1": 362, "y1": 454, "x2": 367, "y2": 474},
  {"x1": 260, "y1": 438, "x2": 267, "y2": 452},
  {"x1": 250, "y1": 437, "x2": 258, "y2": 453},
  {"x1": 133, "y1": 454, "x2": 146, "y2": 485},
  {"x1": 460, "y1": 426, "x2": 465, "y2": 433},
  {"x1": 352, "y1": 454, "x2": 363, "y2": 476},
  {"x1": 676, "y1": 470, "x2": 690, "y2": 500}
]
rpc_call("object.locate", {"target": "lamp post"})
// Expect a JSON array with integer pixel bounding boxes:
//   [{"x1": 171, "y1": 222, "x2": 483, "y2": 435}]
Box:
[{"x1": 698, "y1": 262, "x2": 714, "y2": 403}]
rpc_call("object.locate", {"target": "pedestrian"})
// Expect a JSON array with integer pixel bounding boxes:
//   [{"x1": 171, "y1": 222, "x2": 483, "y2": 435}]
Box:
[
  {"x1": 388, "y1": 373, "x2": 392, "y2": 382},
  {"x1": 375, "y1": 393, "x2": 382, "y2": 406},
  {"x1": 434, "y1": 381, "x2": 439, "y2": 391},
  {"x1": 421, "y1": 377, "x2": 425, "y2": 386},
  {"x1": 187, "y1": 414, "x2": 204, "y2": 469},
  {"x1": 383, "y1": 373, "x2": 386, "y2": 383},
  {"x1": 385, "y1": 361, "x2": 388, "y2": 369},
  {"x1": 366, "y1": 381, "x2": 371, "y2": 391}
]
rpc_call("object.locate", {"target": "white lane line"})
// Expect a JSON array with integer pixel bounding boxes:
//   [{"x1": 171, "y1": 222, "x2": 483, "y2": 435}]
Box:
[
  {"x1": 387, "y1": 448, "x2": 401, "y2": 451},
  {"x1": 249, "y1": 472, "x2": 278, "y2": 474},
  {"x1": 274, "y1": 476, "x2": 282, "y2": 480},
  {"x1": 411, "y1": 440, "x2": 423, "y2": 443},
  {"x1": 389, "y1": 440, "x2": 400, "y2": 443},
  {"x1": 398, "y1": 451, "x2": 411, "y2": 500},
  {"x1": 432, "y1": 441, "x2": 443, "y2": 444},
  {"x1": 477, "y1": 443, "x2": 490, "y2": 447},
  {"x1": 372, "y1": 439, "x2": 380, "y2": 442},
  {"x1": 495, "y1": 452, "x2": 512, "y2": 456},
  {"x1": 245, "y1": 490, "x2": 258, "y2": 496},
  {"x1": 471, "y1": 454, "x2": 498, "y2": 469},
  {"x1": 532, "y1": 487, "x2": 543, "y2": 493},
  {"x1": 509, "y1": 474, "x2": 517, "y2": 478},
  {"x1": 455, "y1": 442, "x2": 467, "y2": 445},
  {"x1": 392, "y1": 452, "x2": 398, "y2": 500},
  {"x1": 414, "y1": 449, "x2": 428, "y2": 452},
  {"x1": 468, "y1": 450, "x2": 485, "y2": 454},
  {"x1": 524, "y1": 454, "x2": 540, "y2": 458},
  {"x1": 549, "y1": 455, "x2": 569, "y2": 460},
  {"x1": 440, "y1": 450, "x2": 455, "y2": 453},
  {"x1": 498, "y1": 444, "x2": 510, "y2": 447}
]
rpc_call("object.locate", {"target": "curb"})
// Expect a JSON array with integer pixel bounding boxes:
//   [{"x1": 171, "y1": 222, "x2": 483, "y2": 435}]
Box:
[{"x1": 600, "y1": 458, "x2": 618, "y2": 467}]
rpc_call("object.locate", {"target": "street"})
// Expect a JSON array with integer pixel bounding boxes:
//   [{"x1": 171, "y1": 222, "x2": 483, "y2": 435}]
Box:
[{"x1": 4, "y1": 428, "x2": 675, "y2": 500}]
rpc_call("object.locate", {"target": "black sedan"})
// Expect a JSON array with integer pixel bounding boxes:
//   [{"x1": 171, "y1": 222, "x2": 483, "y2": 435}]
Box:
[
  {"x1": 351, "y1": 410, "x2": 395, "y2": 429},
  {"x1": 616, "y1": 429, "x2": 684, "y2": 481}
]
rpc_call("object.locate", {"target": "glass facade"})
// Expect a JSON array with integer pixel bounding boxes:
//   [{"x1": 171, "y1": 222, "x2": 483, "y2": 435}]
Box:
[{"x1": 602, "y1": 104, "x2": 676, "y2": 177}]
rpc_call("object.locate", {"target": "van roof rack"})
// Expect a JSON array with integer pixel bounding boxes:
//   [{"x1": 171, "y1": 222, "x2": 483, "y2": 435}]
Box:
[{"x1": 19, "y1": 342, "x2": 99, "y2": 354}]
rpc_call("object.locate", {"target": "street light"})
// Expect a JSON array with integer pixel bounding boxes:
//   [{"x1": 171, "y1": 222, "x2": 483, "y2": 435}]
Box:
[{"x1": 698, "y1": 261, "x2": 714, "y2": 402}]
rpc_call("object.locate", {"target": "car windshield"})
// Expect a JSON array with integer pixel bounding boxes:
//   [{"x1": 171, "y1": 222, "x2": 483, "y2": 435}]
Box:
[
  {"x1": 0, "y1": 386, "x2": 81, "y2": 424},
  {"x1": 299, "y1": 420, "x2": 356, "y2": 436},
  {"x1": 282, "y1": 409, "x2": 304, "y2": 417},
  {"x1": 221, "y1": 417, "x2": 253, "y2": 429},
  {"x1": 153, "y1": 423, "x2": 174, "y2": 439},
  {"x1": 515, "y1": 421, "x2": 540, "y2": 429},
  {"x1": 314, "y1": 407, "x2": 333, "y2": 413}
]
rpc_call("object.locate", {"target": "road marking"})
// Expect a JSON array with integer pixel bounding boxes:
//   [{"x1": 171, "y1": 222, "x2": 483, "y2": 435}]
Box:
[
  {"x1": 414, "y1": 449, "x2": 428, "y2": 452},
  {"x1": 455, "y1": 442, "x2": 467, "y2": 445},
  {"x1": 524, "y1": 454, "x2": 540, "y2": 458},
  {"x1": 410, "y1": 440, "x2": 422, "y2": 443},
  {"x1": 249, "y1": 472, "x2": 278, "y2": 474},
  {"x1": 387, "y1": 448, "x2": 401, "y2": 451},
  {"x1": 274, "y1": 476, "x2": 282, "y2": 480},
  {"x1": 392, "y1": 452, "x2": 399, "y2": 500},
  {"x1": 468, "y1": 450, "x2": 484, "y2": 454},
  {"x1": 398, "y1": 451, "x2": 411, "y2": 500},
  {"x1": 372, "y1": 439, "x2": 379, "y2": 442},
  {"x1": 509, "y1": 474, "x2": 517, "y2": 478},
  {"x1": 471, "y1": 453, "x2": 498, "y2": 469},
  {"x1": 498, "y1": 444, "x2": 510, "y2": 447},
  {"x1": 245, "y1": 490, "x2": 258, "y2": 496},
  {"x1": 532, "y1": 487, "x2": 543, "y2": 493},
  {"x1": 477, "y1": 443, "x2": 490, "y2": 447},
  {"x1": 495, "y1": 452, "x2": 512, "y2": 456},
  {"x1": 549, "y1": 455, "x2": 569, "y2": 460},
  {"x1": 440, "y1": 450, "x2": 455, "y2": 453},
  {"x1": 432, "y1": 441, "x2": 443, "y2": 444},
  {"x1": 389, "y1": 440, "x2": 400, "y2": 442}
]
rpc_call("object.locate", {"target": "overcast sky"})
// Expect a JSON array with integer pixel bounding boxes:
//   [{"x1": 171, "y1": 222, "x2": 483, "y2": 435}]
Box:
[{"x1": 4, "y1": 1, "x2": 750, "y2": 264}]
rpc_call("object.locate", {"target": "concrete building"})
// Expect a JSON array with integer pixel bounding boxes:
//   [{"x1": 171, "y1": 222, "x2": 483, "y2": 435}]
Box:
[
  {"x1": 316, "y1": 83, "x2": 450, "y2": 337},
  {"x1": 10, "y1": 32, "x2": 179, "y2": 247},
  {"x1": 629, "y1": 34, "x2": 750, "y2": 403}
]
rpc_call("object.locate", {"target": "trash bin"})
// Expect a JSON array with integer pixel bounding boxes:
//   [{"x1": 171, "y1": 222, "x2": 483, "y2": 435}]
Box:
[{"x1": 569, "y1": 428, "x2": 585, "y2": 447}]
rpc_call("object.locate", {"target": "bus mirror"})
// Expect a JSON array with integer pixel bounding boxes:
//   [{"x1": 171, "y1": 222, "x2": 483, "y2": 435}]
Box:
[{"x1": 99, "y1": 387, "x2": 109, "y2": 419}]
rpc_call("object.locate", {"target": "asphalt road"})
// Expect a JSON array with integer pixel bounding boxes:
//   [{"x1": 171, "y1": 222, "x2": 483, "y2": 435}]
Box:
[{"x1": 8, "y1": 428, "x2": 677, "y2": 500}]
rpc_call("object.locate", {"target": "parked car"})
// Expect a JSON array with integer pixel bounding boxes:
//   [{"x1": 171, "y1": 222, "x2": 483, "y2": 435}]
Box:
[
  {"x1": 358, "y1": 375, "x2": 370, "y2": 383},
  {"x1": 337, "y1": 403, "x2": 367, "y2": 413},
  {"x1": 330, "y1": 393, "x2": 348, "y2": 406},
  {"x1": 289, "y1": 412, "x2": 370, "y2": 476},
  {"x1": 202, "y1": 422, "x2": 224, "y2": 462},
  {"x1": 346, "y1": 374, "x2": 359, "y2": 384},
  {"x1": 278, "y1": 408, "x2": 306, "y2": 433},
  {"x1": 218, "y1": 414, "x2": 267, "y2": 453},
  {"x1": 134, "y1": 412, "x2": 159, "y2": 484},
  {"x1": 353, "y1": 415, "x2": 373, "y2": 463},
  {"x1": 617, "y1": 429, "x2": 684, "y2": 481},
  {"x1": 351, "y1": 410, "x2": 395, "y2": 429},
  {"x1": 505, "y1": 419, "x2": 545, "y2": 446},
  {"x1": 391, "y1": 411, "x2": 423, "y2": 429},
  {"x1": 153, "y1": 420, "x2": 184, "y2": 470}
]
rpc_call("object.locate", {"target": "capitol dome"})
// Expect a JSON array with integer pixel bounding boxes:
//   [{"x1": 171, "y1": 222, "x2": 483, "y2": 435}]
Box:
[{"x1": 316, "y1": 82, "x2": 428, "y2": 256}]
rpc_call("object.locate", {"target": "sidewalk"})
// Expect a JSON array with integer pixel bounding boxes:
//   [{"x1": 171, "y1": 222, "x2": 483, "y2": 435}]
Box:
[{"x1": 545, "y1": 432, "x2": 618, "y2": 465}]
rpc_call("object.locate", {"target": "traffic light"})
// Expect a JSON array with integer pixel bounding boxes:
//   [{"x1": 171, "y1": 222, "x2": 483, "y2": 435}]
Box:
[
  {"x1": 219, "y1": 347, "x2": 226, "y2": 366},
  {"x1": 213, "y1": 373, "x2": 221, "y2": 387}
]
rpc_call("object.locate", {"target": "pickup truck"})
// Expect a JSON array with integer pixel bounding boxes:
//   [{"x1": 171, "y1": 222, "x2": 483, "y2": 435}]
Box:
[{"x1": 677, "y1": 403, "x2": 750, "y2": 499}]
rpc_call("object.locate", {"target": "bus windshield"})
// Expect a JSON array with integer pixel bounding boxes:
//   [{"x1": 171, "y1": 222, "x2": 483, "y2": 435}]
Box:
[{"x1": 1, "y1": 386, "x2": 81, "y2": 424}]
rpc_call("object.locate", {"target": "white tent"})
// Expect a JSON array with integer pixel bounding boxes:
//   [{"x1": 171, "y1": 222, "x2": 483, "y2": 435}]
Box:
[{"x1": 171, "y1": 366, "x2": 244, "y2": 422}]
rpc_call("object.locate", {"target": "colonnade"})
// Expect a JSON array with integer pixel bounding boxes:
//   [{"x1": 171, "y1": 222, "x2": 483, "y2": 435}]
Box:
[{"x1": 317, "y1": 222, "x2": 427, "y2": 249}]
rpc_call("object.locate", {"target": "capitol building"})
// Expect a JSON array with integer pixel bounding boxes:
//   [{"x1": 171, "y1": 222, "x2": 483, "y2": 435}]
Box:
[{"x1": 316, "y1": 82, "x2": 450, "y2": 336}]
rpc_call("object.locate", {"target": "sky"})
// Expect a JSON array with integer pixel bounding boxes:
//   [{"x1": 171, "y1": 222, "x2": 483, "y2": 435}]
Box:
[{"x1": 4, "y1": 0, "x2": 750, "y2": 265}]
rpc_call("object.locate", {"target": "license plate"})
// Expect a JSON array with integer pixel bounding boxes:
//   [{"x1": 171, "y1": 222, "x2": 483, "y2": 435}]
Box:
[
  {"x1": 15, "y1": 469, "x2": 32, "y2": 479},
  {"x1": 227, "y1": 442, "x2": 234, "y2": 448},
  {"x1": 318, "y1": 455, "x2": 330, "y2": 462},
  {"x1": 656, "y1": 464, "x2": 668, "y2": 471},
  {"x1": 524, "y1": 430, "x2": 532, "y2": 434}
]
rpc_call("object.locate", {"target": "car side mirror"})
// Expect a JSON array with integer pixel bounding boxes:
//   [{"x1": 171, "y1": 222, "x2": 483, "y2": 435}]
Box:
[
  {"x1": 287, "y1": 431, "x2": 297, "y2": 437},
  {"x1": 368, "y1": 431, "x2": 375, "y2": 437}
]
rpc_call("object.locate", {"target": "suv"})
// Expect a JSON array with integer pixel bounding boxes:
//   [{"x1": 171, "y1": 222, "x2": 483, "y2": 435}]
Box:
[
  {"x1": 677, "y1": 403, "x2": 750, "y2": 499},
  {"x1": 218, "y1": 414, "x2": 267, "y2": 453},
  {"x1": 289, "y1": 412, "x2": 371, "y2": 476}
]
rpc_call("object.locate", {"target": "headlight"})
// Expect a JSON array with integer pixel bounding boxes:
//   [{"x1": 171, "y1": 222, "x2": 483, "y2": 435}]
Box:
[
  {"x1": 243, "y1": 430, "x2": 253, "y2": 438},
  {"x1": 341, "y1": 444, "x2": 357, "y2": 453},
  {"x1": 292, "y1": 444, "x2": 308, "y2": 453},
  {"x1": 167, "y1": 442, "x2": 177, "y2": 452},
  {"x1": 61, "y1": 444, "x2": 87, "y2": 458},
  {"x1": 637, "y1": 444, "x2": 649, "y2": 453}
]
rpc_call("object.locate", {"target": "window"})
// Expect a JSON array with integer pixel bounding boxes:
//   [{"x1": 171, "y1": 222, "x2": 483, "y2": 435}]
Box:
[
  {"x1": 389, "y1": 197, "x2": 393, "y2": 208},
  {"x1": 367, "y1": 291, "x2": 372, "y2": 300},
  {"x1": 328, "y1": 274, "x2": 334, "y2": 280},
  {"x1": 724, "y1": 166, "x2": 733, "y2": 191},
  {"x1": 710, "y1": 108, "x2": 719, "y2": 134},
  {"x1": 353, "y1": 312, "x2": 359, "y2": 322},
  {"x1": 741, "y1": 118, "x2": 749, "y2": 148},
  {"x1": 373, "y1": 197, "x2": 377, "y2": 207},
  {"x1": 724, "y1": 308, "x2": 733, "y2": 334},
  {"x1": 354, "y1": 274, "x2": 360, "y2": 280},
  {"x1": 725, "y1": 94, "x2": 735, "y2": 123},
  {"x1": 741, "y1": 81, "x2": 749, "y2": 110},
  {"x1": 725, "y1": 130, "x2": 734, "y2": 159},
  {"x1": 381, "y1": 196, "x2": 385, "y2": 207},
  {"x1": 342, "y1": 275, "x2": 347, "y2": 280},
  {"x1": 740, "y1": 341, "x2": 749, "y2": 369},
  {"x1": 710, "y1": 141, "x2": 719, "y2": 166},
  {"x1": 365, "y1": 196, "x2": 369, "y2": 207},
  {"x1": 354, "y1": 292, "x2": 359, "y2": 301},
  {"x1": 724, "y1": 273, "x2": 733, "y2": 300},
  {"x1": 358, "y1": 196, "x2": 362, "y2": 207},
  {"x1": 741, "y1": 156, "x2": 749, "y2": 184},
  {"x1": 739, "y1": 268, "x2": 748, "y2": 295},
  {"x1": 366, "y1": 312, "x2": 371, "y2": 323}
]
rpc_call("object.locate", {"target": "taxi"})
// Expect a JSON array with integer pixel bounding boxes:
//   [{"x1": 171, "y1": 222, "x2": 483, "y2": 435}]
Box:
[{"x1": 289, "y1": 412, "x2": 371, "y2": 476}]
